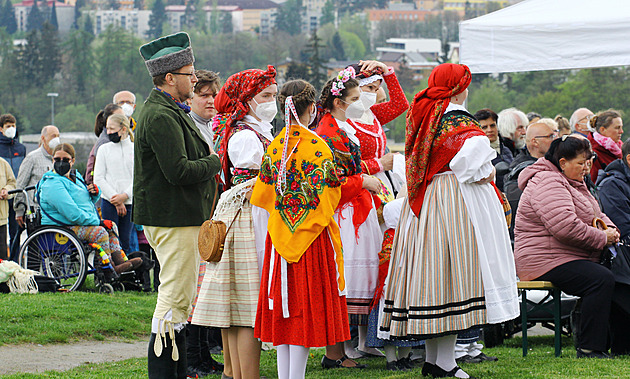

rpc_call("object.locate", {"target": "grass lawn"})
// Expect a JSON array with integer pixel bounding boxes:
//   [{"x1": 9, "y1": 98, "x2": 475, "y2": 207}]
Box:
[
  {"x1": 0, "y1": 289, "x2": 156, "y2": 345},
  {"x1": 2, "y1": 289, "x2": 630, "y2": 378},
  {"x1": 2, "y1": 335, "x2": 630, "y2": 378}
]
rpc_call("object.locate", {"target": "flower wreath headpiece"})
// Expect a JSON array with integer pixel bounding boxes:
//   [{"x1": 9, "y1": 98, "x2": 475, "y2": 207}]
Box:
[{"x1": 331, "y1": 66, "x2": 356, "y2": 97}]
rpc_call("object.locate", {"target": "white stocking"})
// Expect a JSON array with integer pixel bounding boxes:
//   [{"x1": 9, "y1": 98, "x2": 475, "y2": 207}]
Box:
[
  {"x1": 435, "y1": 335, "x2": 469, "y2": 379},
  {"x1": 425, "y1": 338, "x2": 438, "y2": 365},
  {"x1": 384, "y1": 345, "x2": 397, "y2": 362},
  {"x1": 276, "y1": 344, "x2": 290, "y2": 379},
  {"x1": 398, "y1": 346, "x2": 412, "y2": 360},
  {"x1": 288, "y1": 345, "x2": 310, "y2": 379}
]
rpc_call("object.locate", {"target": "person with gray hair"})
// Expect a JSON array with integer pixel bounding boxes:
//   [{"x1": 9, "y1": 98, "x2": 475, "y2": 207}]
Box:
[
  {"x1": 504, "y1": 118, "x2": 558, "y2": 237},
  {"x1": 12, "y1": 125, "x2": 60, "y2": 260},
  {"x1": 113, "y1": 91, "x2": 138, "y2": 131},
  {"x1": 569, "y1": 107, "x2": 594, "y2": 137},
  {"x1": 497, "y1": 108, "x2": 528, "y2": 156}
]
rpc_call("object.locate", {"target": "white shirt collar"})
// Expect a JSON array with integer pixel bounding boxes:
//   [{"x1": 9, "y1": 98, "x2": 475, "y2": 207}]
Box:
[
  {"x1": 242, "y1": 115, "x2": 274, "y2": 141},
  {"x1": 445, "y1": 102, "x2": 468, "y2": 114}
]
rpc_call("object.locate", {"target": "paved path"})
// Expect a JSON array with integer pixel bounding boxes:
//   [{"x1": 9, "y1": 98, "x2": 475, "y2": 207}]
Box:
[{"x1": 0, "y1": 340, "x2": 148, "y2": 375}]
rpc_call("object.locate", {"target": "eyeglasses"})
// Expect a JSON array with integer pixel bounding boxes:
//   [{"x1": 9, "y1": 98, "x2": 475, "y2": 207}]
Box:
[
  {"x1": 54, "y1": 157, "x2": 71, "y2": 163},
  {"x1": 533, "y1": 133, "x2": 557, "y2": 140},
  {"x1": 116, "y1": 100, "x2": 135, "y2": 106},
  {"x1": 170, "y1": 72, "x2": 196, "y2": 77}
]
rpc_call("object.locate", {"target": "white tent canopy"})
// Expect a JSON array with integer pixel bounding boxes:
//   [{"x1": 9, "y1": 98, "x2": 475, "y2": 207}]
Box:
[{"x1": 459, "y1": 0, "x2": 630, "y2": 73}]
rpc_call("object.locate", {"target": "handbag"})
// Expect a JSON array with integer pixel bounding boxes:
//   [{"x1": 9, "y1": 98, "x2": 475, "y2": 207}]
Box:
[{"x1": 198, "y1": 188, "x2": 242, "y2": 263}]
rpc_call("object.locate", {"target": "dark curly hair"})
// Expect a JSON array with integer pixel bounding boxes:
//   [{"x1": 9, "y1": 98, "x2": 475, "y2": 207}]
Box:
[
  {"x1": 279, "y1": 80, "x2": 316, "y2": 121},
  {"x1": 319, "y1": 76, "x2": 359, "y2": 111}
]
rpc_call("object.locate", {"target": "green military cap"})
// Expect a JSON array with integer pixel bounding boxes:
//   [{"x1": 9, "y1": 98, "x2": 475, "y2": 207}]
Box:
[{"x1": 139, "y1": 32, "x2": 195, "y2": 77}]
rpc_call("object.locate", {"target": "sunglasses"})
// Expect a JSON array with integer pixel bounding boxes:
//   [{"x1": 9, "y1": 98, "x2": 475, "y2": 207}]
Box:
[{"x1": 54, "y1": 157, "x2": 71, "y2": 163}]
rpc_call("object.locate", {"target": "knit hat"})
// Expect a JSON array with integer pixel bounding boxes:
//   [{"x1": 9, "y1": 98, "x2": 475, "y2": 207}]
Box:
[{"x1": 139, "y1": 32, "x2": 195, "y2": 77}]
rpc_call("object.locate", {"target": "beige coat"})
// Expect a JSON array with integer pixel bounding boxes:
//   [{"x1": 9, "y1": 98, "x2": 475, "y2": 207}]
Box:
[{"x1": 0, "y1": 157, "x2": 17, "y2": 226}]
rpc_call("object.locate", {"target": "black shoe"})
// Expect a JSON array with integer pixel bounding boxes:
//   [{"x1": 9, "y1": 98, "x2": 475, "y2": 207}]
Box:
[
  {"x1": 187, "y1": 365, "x2": 214, "y2": 378},
  {"x1": 386, "y1": 360, "x2": 408, "y2": 371},
  {"x1": 576, "y1": 348, "x2": 611, "y2": 359},
  {"x1": 200, "y1": 356, "x2": 223, "y2": 373},
  {"x1": 422, "y1": 362, "x2": 436, "y2": 377},
  {"x1": 476, "y1": 352, "x2": 498, "y2": 361},
  {"x1": 321, "y1": 355, "x2": 367, "y2": 369},
  {"x1": 456, "y1": 354, "x2": 482, "y2": 364},
  {"x1": 423, "y1": 362, "x2": 477, "y2": 378},
  {"x1": 398, "y1": 355, "x2": 416, "y2": 369}
]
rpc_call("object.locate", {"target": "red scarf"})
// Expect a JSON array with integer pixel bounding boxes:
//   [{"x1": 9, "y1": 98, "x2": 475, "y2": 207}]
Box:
[
  {"x1": 405, "y1": 63, "x2": 479, "y2": 217},
  {"x1": 214, "y1": 66, "x2": 277, "y2": 188}
]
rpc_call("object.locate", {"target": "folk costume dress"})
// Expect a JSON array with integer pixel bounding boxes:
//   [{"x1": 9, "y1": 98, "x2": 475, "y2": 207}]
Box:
[
  {"x1": 252, "y1": 117, "x2": 350, "y2": 347},
  {"x1": 380, "y1": 64, "x2": 519, "y2": 340},
  {"x1": 348, "y1": 67, "x2": 409, "y2": 193},
  {"x1": 191, "y1": 67, "x2": 276, "y2": 330},
  {"x1": 316, "y1": 113, "x2": 383, "y2": 325}
]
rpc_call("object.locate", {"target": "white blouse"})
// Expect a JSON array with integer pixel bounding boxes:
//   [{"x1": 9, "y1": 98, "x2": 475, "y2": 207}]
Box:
[{"x1": 227, "y1": 118, "x2": 273, "y2": 169}]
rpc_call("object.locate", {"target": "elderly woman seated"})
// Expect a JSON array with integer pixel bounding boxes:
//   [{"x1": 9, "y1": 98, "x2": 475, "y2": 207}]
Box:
[
  {"x1": 514, "y1": 135, "x2": 619, "y2": 359},
  {"x1": 36, "y1": 143, "x2": 146, "y2": 275}
]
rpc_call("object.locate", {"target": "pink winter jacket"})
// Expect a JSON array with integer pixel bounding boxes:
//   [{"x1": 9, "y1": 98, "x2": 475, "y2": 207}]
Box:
[{"x1": 514, "y1": 158, "x2": 613, "y2": 281}]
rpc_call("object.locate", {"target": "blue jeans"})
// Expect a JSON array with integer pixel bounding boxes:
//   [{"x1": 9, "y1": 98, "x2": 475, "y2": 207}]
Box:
[{"x1": 101, "y1": 199, "x2": 132, "y2": 254}]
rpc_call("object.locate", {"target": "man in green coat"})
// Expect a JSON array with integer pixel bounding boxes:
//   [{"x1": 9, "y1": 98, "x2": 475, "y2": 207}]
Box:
[{"x1": 134, "y1": 32, "x2": 221, "y2": 379}]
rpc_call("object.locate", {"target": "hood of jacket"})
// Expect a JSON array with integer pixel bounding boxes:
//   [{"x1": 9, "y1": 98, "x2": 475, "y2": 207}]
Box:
[
  {"x1": 0, "y1": 133, "x2": 16, "y2": 145},
  {"x1": 596, "y1": 158, "x2": 629, "y2": 186}
]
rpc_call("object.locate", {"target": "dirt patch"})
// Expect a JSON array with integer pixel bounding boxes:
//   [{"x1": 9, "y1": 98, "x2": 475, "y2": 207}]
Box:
[{"x1": 0, "y1": 339, "x2": 148, "y2": 375}]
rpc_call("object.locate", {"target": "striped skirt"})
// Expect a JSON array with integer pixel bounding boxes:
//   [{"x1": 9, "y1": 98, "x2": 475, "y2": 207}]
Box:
[
  {"x1": 380, "y1": 173, "x2": 486, "y2": 339},
  {"x1": 191, "y1": 199, "x2": 260, "y2": 328}
]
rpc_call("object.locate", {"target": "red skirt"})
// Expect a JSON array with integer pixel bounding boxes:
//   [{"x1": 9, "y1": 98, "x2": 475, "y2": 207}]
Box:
[{"x1": 255, "y1": 230, "x2": 350, "y2": 347}]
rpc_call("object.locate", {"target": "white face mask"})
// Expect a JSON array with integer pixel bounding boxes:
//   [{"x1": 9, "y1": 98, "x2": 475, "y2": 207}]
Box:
[
  {"x1": 251, "y1": 98, "x2": 277, "y2": 123},
  {"x1": 48, "y1": 137, "x2": 60, "y2": 150},
  {"x1": 121, "y1": 103, "x2": 134, "y2": 118},
  {"x1": 360, "y1": 92, "x2": 377, "y2": 109},
  {"x1": 4, "y1": 127, "x2": 16, "y2": 139},
  {"x1": 342, "y1": 99, "x2": 366, "y2": 120}
]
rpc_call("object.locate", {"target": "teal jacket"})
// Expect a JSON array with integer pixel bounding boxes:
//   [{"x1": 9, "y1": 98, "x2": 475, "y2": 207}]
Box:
[
  {"x1": 133, "y1": 89, "x2": 221, "y2": 227},
  {"x1": 36, "y1": 170, "x2": 101, "y2": 226}
]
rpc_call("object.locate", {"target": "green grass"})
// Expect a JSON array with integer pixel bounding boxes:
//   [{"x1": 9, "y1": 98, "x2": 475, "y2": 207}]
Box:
[
  {"x1": 2, "y1": 291, "x2": 630, "y2": 377},
  {"x1": 2, "y1": 336, "x2": 630, "y2": 378},
  {"x1": 0, "y1": 290, "x2": 156, "y2": 345}
]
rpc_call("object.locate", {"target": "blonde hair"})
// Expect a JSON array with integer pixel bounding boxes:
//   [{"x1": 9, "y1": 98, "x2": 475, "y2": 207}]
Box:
[{"x1": 107, "y1": 113, "x2": 133, "y2": 142}]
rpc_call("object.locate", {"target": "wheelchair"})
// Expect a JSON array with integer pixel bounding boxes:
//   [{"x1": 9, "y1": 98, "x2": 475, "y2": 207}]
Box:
[{"x1": 12, "y1": 186, "x2": 135, "y2": 293}]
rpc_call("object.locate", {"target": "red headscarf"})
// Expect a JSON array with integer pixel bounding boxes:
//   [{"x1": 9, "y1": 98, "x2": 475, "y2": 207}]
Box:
[
  {"x1": 405, "y1": 63, "x2": 480, "y2": 217},
  {"x1": 214, "y1": 65, "x2": 277, "y2": 187}
]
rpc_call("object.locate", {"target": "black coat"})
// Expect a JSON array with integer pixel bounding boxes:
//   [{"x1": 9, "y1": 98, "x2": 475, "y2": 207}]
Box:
[
  {"x1": 597, "y1": 159, "x2": 630, "y2": 240},
  {"x1": 491, "y1": 137, "x2": 514, "y2": 191}
]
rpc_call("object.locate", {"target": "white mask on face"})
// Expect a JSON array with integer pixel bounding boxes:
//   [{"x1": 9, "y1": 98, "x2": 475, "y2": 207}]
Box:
[
  {"x1": 251, "y1": 98, "x2": 278, "y2": 123},
  {"x1": 342, "y1": 99, "x2": 366, "y2": 120},
  {"x1": 121, "y1": 103, "x2": 134, "y2": 118},
  {"x1": 4, "y1": 127, "x2": 16, "y2": 139},
  {"x1": 360, "y1": 92, "x2": 377, "y2": 109},
  {"x1": 48, "y1": 137, "x2": 60, "y2": 150}
]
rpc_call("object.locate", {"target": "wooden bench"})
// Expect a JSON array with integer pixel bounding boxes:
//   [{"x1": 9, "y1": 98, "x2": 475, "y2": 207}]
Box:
[{"x1": 517, "y1": 281, "x2": 562, "y2": 357}]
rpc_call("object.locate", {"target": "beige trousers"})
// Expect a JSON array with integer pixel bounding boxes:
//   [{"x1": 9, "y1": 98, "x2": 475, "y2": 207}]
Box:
[{"x1": 145, "y1": 226, "x2": 201, "y2": 323}]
